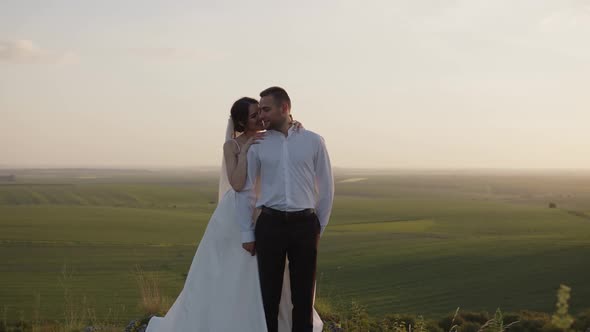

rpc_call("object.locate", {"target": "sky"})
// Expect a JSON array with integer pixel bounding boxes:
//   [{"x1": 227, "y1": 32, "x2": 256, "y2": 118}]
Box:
[{"x1": 1, "y1": 0, "x2": 589, "y2": 169}]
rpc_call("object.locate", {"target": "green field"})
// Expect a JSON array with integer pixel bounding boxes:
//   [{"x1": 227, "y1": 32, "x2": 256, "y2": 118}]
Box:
[{"x1": 1, "y1": 168, "x2": 590, "y2": 322}]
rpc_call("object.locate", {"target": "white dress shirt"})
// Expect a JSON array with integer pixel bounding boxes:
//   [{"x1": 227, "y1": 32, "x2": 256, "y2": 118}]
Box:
[{"x1": 235, "y1": 126, "x2": 334, "y2": 243}]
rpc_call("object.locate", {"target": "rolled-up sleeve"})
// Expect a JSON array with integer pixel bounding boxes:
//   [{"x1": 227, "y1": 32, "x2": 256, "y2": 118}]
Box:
[
  {"x1": 235, "y1": 146, "x2": 260, "y2": 243},
  {"x1": 314, "y1": 136, "x2": 334, "y2": 235}
]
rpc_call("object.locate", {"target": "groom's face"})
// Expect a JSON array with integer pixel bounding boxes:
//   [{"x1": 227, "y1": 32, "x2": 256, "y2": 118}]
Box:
[{"x1": 259, "y1": 96, "x2": 287, "y2": 130}]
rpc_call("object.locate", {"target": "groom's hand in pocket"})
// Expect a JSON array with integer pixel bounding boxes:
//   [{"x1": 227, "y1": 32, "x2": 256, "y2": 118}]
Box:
[{"x1": 242, "y1": 241, "x2": 256, "y2": 256}]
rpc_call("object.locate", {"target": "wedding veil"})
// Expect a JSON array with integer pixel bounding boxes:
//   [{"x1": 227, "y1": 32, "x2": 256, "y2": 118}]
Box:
[{"x1": 218, "y1": 117, "x2": 235, "y2": 201}]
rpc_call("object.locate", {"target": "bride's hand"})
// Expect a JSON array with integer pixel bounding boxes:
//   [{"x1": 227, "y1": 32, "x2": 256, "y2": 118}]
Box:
[
  {"x1": 293, "y1": 120, "x2": 304, "y2": 132},
  {"x1": 242, "y1": 242, "x2": 256, "y2": 256},
  {"x1": 244, "y1": 132, "x2": 266, "y2": 150}
]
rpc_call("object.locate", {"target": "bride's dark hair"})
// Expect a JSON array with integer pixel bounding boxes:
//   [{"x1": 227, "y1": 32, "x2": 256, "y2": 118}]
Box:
[{"x1": 230, "y1": 97, "x2": 258, "y2": 133}]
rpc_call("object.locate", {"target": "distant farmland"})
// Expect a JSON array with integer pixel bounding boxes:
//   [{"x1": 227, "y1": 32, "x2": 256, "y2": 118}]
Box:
[{"x1": 1, "y1": 168, "x2": 589, "y2": 322}]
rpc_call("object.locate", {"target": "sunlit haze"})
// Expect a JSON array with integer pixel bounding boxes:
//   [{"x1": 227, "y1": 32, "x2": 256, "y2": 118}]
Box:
[{"x1": 1, "y1": 0, "x2": 589, "y2": 169}]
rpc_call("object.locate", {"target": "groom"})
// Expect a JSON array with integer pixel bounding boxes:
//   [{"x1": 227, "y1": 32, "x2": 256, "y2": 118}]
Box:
[{"x1": 236, "y1": 86, "x2": 334, "y2": 332}]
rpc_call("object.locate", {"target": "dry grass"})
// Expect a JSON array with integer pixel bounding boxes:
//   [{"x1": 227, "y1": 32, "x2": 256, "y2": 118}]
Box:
[
  {"x1": 18, "y1": 264, "x2": 130, "y2": 332},
  {"x1": 58, "y1": 264, "x2": 87, "y2": 332},
  {"x1": 133, "y1": 264, "x2": 171, "y2": 316}
]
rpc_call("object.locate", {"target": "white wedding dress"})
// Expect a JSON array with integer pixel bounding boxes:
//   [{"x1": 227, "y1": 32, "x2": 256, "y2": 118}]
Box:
[{"x1": 145, "y1": 119, "x2": 323, "y2": 332}]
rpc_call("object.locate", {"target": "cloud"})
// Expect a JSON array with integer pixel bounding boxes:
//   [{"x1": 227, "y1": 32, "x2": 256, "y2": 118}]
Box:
[{"x1": 0, "y1": 39, "x2": 78, "y2": 64}]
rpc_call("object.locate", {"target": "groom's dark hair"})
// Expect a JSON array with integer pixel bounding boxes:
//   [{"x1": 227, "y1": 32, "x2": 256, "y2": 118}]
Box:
[{"x1": 260, "y1": 86, "x2": 291, "y2": 109}]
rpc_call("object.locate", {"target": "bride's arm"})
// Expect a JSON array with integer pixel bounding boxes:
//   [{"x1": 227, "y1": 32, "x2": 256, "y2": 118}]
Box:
[
  {"x1": 224, "y1": 133, "x2": 265, "y2": 191},
  {"x1": 223, "y1": 140, "x2": 249, "y2": 192}
]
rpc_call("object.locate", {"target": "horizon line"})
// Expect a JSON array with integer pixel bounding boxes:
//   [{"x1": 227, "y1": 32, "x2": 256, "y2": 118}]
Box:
[{"x1": 1, "y1": 164, "x2": 590, "y2": 172}]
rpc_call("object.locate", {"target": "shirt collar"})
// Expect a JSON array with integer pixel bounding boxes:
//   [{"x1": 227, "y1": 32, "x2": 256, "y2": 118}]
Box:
[{"x1": 267, "y1": 123, "x2": 299, "y2": 137}]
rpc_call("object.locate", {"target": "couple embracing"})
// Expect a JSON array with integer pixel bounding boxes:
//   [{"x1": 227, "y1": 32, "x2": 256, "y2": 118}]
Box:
[{"x1": 146, "y1": 86, "x2": 334, "y2": 332}]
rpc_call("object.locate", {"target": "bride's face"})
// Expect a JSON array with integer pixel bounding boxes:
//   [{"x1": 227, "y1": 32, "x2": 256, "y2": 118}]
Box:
[{"x1": 245, "y1": 103, "x2": 264, "y2": 132}]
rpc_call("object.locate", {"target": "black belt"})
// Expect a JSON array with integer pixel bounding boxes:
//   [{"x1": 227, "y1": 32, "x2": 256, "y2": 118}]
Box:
[{"x1": 261, "y1": 206, "x2": 315, "y2": 217}]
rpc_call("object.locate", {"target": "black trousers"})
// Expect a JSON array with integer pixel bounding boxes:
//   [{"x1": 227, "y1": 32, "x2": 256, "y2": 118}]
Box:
[{"x1": 255, "y1": 207, "x2": 321, "y2": 332}]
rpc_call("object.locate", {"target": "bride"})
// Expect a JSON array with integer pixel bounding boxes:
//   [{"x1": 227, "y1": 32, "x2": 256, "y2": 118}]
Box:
[{"x1": 145, "y1": 97, "x2": 323, "y2": 332}]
